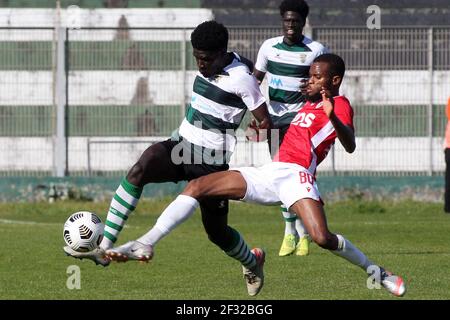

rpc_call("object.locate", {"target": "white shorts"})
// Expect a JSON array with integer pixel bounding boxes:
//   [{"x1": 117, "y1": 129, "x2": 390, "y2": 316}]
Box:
[{"x1": 233, "y1": 162, "x2": 321, "y2": 209}]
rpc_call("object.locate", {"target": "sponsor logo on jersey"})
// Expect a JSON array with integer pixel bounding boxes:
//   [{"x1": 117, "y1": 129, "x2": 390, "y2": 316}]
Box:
[
  {"x1": 270, "y1": 77, "x2": 283, "y2": 87},
  {"x1": 291, "y1": 112, "x2": 316, "y2": 128}
]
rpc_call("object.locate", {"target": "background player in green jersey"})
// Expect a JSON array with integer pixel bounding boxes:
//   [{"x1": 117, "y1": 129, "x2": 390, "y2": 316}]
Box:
[{"x1": 252, "y1": 0, "x2": 328, "y2": 257}]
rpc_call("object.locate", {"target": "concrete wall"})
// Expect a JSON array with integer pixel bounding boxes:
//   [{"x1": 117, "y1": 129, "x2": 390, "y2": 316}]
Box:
[
  {"x1": 0, "y1": 8, "x2": 213, "y2": 29},
  {"x1": 0, "y1": 8, "x2": 445, "y2": 175},
  {"x1": 1, "y1": 70, "x2": 449, "y2": 106},
  {"x1": 203, "y1": 0, "x2": 450, "y2": 26},
  {"x1": 0, "y1": 136, "x2": 445, "y2": 173}
]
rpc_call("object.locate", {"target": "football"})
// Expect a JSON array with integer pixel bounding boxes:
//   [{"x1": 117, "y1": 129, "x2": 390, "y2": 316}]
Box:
[{"x1": 63, "y1": 211, "x2": 104, "y2": 252}]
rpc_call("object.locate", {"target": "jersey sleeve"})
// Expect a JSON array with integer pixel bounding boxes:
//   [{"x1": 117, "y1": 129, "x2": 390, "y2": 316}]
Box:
[
  {"x1": 235, "y1": 72, "x2": 266, "y2": 111},
  {"x1": 334, "y1": 97, "x2": 354, "y2": 131},
  {"x1": 312, "y1": 44, "x2": 330, "y2": 62},
  {"x1": 254, "y1": 40, "x2": 269, "y2": 73},
  {"x1": 319, "y1": 44, "x2": 330, "y2": 55}
]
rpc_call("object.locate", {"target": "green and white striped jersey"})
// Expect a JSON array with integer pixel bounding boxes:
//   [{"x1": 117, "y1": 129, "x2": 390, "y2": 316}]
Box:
[
  {"x1": 176, "y1": 52, "x2": 266, "y2": 165},
  {"x1": 255, "y1": 35, "x2": 328, "y2": 128}
]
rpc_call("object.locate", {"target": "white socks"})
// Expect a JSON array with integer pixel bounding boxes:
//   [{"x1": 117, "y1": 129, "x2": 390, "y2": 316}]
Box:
[
  {"x1": 137, "y1": 195, "x2": 199, "y2": 246},
  {"x1": 295, "y1": 218, "x2": 307, "y2": 238},
  {"x1": 332, "y1": 234, "x2": 374, "y2": 271},
  {"x1": 282, "y1": 206, "x2": 308, "y2": 238},
  {"x1": 282, "y1": 206, "x2": 297, "y2": 235}
]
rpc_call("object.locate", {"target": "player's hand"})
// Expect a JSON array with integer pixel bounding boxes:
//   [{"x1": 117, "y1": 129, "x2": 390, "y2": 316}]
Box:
[
  {"x1": 321, "y1": 86, "x2": 335, "y2": 118},
  {"x1": 245, "y1": 119, "x2": 259, "y2": 141},
  {"x1": 245, "y1": 118, "x2": 268, "y2": 142}
]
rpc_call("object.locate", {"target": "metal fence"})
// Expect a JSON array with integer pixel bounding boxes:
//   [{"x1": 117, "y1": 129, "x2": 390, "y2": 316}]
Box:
[{"x1": 0, "y1": 26, "x2": 449, "y2": 176}]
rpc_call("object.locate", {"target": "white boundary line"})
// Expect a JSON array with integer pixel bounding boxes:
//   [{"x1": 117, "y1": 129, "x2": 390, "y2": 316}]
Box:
[
  {"x1": 0, "y1": 218, "x2": 134, "y2": 228},
  {"x1": 0, "y1": 218, "x2": 60, "y2": 226}
]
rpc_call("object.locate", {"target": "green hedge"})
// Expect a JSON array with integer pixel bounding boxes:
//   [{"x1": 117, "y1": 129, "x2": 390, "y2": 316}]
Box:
[{"x1": 0, "y1": 0, "x2": 200, "y2": 8}]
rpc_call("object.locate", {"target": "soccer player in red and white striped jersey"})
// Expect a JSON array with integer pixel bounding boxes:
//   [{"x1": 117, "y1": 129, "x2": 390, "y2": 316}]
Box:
[{"x1": 275, "y1": 95, "x2": 353, "y2": 175}]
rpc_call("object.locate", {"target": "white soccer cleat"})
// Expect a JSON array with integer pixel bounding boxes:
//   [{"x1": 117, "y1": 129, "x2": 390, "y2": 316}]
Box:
[
  {"x1": 380, "y1": 269, "x2": 406, "y2": 297},
  {"x1": 63, "y1": 246, "x2": 110, "y2": 267},
  {"x1": 106, "y1": 241, "x2": 154, "y2": 263},
  {"x1": 242, "y1": 248, "x2": 266, "y2": 296}
]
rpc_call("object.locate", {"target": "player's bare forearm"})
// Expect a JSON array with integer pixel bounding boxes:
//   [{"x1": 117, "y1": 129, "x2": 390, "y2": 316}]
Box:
[
  {"x1": 321, "y1": 88, "x2": 355, "y2": 153},
  {"x1": 251, "y1": 103, "x2": 273, "y2": 130},
  {"x1": 246, "y1": 104, "x2": 272, "y2": 142},
  {"x1": 253, "y1": 69, "x2": 266, "y2": 85},
  {"x1": 329, "y1": 113, "x2": 356, "y2": 153}
]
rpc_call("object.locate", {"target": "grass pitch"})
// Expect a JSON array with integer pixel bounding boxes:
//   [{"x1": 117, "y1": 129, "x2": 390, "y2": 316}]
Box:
[{"x1": 0, "y1": 199, "x2": 449, "y2": 300}]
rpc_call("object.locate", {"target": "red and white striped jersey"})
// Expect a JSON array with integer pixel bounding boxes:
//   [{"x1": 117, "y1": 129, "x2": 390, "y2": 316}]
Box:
[{"x1": 274, "y1": 96, "x2": 354, "y2": 175}]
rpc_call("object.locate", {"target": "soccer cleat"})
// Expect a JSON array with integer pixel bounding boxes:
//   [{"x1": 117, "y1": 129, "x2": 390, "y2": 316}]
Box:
[
  {"x1": 380, "y1": 268, "x2": 407, "y2": 297},
  {"x1": 278, "y1": 234, "x2": 298, "y2": 256},
  {"x1": 63, "y1": 246, "x2": 110, "y2": 267},
  {"x1": 106, "y1": 240, "x2": 154, "y2": 262},
  {"x1": 295, "y1": 236, "x2": 310, "y2": 256},
  {"x1": 242, "y1": 248, "x2": 265, "y2": 296}
]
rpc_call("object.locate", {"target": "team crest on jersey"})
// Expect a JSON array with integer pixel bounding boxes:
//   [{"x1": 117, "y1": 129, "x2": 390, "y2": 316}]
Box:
[{"x1": 299, "y1": 53, "x2": 307, "y2": 63}]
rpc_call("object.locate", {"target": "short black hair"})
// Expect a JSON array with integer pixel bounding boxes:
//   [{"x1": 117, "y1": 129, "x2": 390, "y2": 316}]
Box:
[
  {"x1": 313, "y1": 53, "x2": 346, "y2": 78},
  {"x1": 279, "y1": 0, "x2": 309, "y2": 20},
  {"x1": 190, "y1": 20, "x2": 228, "y2": 51}
]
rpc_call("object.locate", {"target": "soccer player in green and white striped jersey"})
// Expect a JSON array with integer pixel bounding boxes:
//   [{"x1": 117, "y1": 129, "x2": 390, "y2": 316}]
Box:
[
  {"x1": 63, "y1": 21, "x2": 272, "y2": 270},
  {"x1": 253, "y1": 0, "x2": 328, "y2": 257}
]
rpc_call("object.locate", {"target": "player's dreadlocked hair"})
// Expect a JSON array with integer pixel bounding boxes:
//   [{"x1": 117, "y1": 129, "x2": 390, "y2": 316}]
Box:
[
  {"x1": 314, "y1": 53, "x2": 346, "y2": 78},
  {"x1": 191, "y1": 20, "x2": 228, "y2": 51},
  {"x1": 279, "y1": 0, "x2": 309, "y2": 20}
]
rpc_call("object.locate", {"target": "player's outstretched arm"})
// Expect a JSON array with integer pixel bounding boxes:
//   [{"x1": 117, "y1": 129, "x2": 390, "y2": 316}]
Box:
[{"x1": 321, "y1": 88, "x2": 355, "y2": 153}]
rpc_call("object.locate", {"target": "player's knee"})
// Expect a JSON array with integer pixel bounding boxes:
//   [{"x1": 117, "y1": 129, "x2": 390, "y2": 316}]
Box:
[
  {"x1": 183, "y1": 178, "x2": 204, "y2": 199},
  {"x1": 126, "y1": 162, "x2": 146, "y2": 186},
  {"x1": 310, "y1": 231, "x2": 333, "y2": 249}
]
